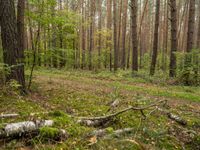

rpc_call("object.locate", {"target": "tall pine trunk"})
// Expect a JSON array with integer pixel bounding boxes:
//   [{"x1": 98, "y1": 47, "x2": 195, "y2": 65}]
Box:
[
  {"x1": 131, "y1": 0, "x2": 138, "y2": 72},
  {"x1": 169, "y1": 0, "x2": 177, "y2": 77},
  {"x1": 121, "y1": 0, "x2": 128, "y2": 69},
  {"x1": 113, "y1": 0, "x2": 118, "y2": 72},
  {"x1": 150, "y1": 0, "x2": 160, "y2": 76}
]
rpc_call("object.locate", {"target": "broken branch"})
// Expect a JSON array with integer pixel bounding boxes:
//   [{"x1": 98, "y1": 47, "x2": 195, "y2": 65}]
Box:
[{"x1": 78, "y1": 100, "x2": 167, "y2": 127}]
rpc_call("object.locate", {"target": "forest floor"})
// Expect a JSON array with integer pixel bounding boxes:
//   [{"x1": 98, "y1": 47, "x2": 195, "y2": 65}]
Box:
[{"x1": 0, "y1": 68, "x2": 200, "y2": 150}]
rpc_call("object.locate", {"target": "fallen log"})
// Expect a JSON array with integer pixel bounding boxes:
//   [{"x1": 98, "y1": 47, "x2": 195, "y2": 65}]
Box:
[
  {"x1": 78, "y1": 100, "x2": 167, "y2": 127},
  {"x1": 0, "y1": 120, "x2": 67, "y2": 140}
]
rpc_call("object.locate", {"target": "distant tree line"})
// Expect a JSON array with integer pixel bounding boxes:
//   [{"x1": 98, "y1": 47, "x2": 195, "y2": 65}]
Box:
[{"x1": 0, "y1": 0, "x2": 200, "y2": 92}]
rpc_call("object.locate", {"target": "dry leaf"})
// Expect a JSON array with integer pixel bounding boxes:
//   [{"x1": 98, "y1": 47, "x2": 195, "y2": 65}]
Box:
[{"x1": 88, "y1": 136, "x2": 97, "y2": 145}]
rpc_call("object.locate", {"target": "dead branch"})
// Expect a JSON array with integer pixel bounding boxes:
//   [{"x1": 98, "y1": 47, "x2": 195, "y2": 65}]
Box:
[
  {"x1": 78, "y1": 100, "x2": 167, "y2": 127},
  {"x1": 0, "y1": 114, "x2": 19, "y2": 119},
  {"x1": 89, "y1": 128, "x2": 134, "y2": 139},
  {"x1": 0, "y1": 112, "x2": 49, "y2": 119}
]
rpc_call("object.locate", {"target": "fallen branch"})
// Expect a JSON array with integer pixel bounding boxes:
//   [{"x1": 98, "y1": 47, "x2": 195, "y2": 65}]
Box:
[
  {"x1": 0, "y1": 112, "x2": 49, "y2": 119},
  {"x1": 78, "y1": 100, "x2": 167, "y2": 127},
  {"x1": 0, "y1": 120, "x2": 67, "y2": 140},
  {"x1": 0, "y1": 114, "x2": 19, "y2": 119},
  {"x1": 89, "y1": 128, "x2": 134, "y2": 139},
  {"x1": 158, "y1": 108, "x2": 187, "y2": 126}
]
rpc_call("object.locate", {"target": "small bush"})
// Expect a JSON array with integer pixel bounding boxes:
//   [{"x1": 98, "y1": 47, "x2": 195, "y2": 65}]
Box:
[{"x1": 177, "y1": 50, "x2": 200, "y2": 86}]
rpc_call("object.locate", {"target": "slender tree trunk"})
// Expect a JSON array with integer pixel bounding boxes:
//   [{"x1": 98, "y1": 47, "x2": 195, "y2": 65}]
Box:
[
  {"x1": 106, "y1": 0, "x2": 112, "y2": 71},
  {"x1": 121, "y1": 0, "x2": 128, "y2": 69},
  {"x1": 51, "y1": 5, "x2": 57, "y2": 68},
  {"x1": 150, "y1": 0, "x2": 160, "y2": 76},
  {"x1": 186, "y1": 0, "x2": 195, "y2": 53},
  {"x1": 131, "y1": 0, "x2": 138, "y2": 72},
  {"x1": 196, "y1": 2, "x2": 200, "y2": 49},
  {"x1": 98, "y1": 0, "x2": 102, "y2": 69},
  {"x1": 169, "y1": 0, "x2": 177, "y2": 77},
  {"x1": 117, "y1": 0, "x2": 122, "y2": 65},
  {"x1": 89, "y1": 0, "x2": 95, "y2": 70},
  {"x1": 17, "y1": 0, "x2": 26, "y2": 90},
  {"x1": 81, "y1": 0, "x2": 86, "y2": 69},
  {"x1": 113, "y1": 0, "x2": 118, "y2": 72}
]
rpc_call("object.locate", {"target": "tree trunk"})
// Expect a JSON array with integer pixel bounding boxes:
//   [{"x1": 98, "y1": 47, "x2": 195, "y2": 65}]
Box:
[
  {"x1": 169, "y1": 0, "x2": 177, "y2": 77},
  {"x1": 81, "y1": 0, "x2": 86, "y2": 69},
  {"x1": 89, "y1": 0, "x2": 95, "y2": 70},
  {"x1": 150, "y1": 0, "x2": 160, "y2": 76},
  {"x1": 186, "y1": 0, "x2": 195, "y2": 53},
  {"x1": 106, "y1": 0, "x2": 112, "y2": 71},
  {"x1": 17, "y1": 0, "x2": 26, "y2": 90},
  {"x1": 98, "y1": 0, "x2": 102, "y2": 69},
  {"x1": 113, "y1": 0, "x2": 118, "y2": 72},
  {"x1": 131, "y1": 0, "x2": 138, "y2": 72},
  {"x1": 121, "y1": 0, "x2": 128, "y2": 69},
  {"x1": 196, "y1": 2, "x2": 200, "y2": 49},
  {"x1": 0, "y1": 0, "x2": 26, "y2": 92}
]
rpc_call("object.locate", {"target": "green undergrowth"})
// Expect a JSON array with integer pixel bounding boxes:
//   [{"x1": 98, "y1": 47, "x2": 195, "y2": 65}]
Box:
[{"x1": 0, "y1": 69, "x2": 200, "y2": 149}]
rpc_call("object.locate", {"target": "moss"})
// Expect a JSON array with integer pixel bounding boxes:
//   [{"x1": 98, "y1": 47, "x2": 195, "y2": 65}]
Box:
[
  {"x1": 39, "y1": 127, "x2": 60, "y2": 139},
  {"x1": 106, "y1": 127, "x2": 114, "y2": 134},
  {"x1": 49, "y1": 110, "x2": 66, "y2": 117}
]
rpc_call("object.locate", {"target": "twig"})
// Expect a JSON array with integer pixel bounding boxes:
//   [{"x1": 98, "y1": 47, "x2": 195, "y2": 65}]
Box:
[{"x1": 0, "y1": 112, "x2": 49, "y2": 119}]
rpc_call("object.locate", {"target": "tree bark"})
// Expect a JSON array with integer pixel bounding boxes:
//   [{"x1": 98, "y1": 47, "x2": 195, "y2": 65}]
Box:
[
  {"x1": 121, "y1": 0, "x2": 128, "y2": 69},
  {"x1": 131, "y1": 0, "x2": 138, "y2": 72},
  {"x1": 150, "y1": 0, "x2": 160, "y2": 75},
  {"x1": 169, "y1": 0, "x2": 178, "y2": 77},
  {"x1": 113, "y1": 0, "x2": 118, "y2": 72},
  {"x1": 186, "y1": 0, "x2": 195, "y2": 53},
  {"x1": 196, "y1": 2, "x2": 200, "y2": 49},
  {"x1": 106, "y1": 0, "x2": 112, "y2": 71},
  {"x1": 17, "y1": 0, "x2": 26, "y2": 91},
  {"x1": 98, "y1": 0, "x2": 102, "y2": 69},
  {"x1": 81, "y1": 0, "x2": 86, "y2": 69},
  {"x1": 0, "y1": 0, "x2": 26, "y2": 92},
  {"x1": 89, "y1": 0, "x2": 95, "y2": 70}
]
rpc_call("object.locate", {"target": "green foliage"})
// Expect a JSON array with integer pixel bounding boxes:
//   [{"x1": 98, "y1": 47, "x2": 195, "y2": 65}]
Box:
[{"x1": 177, "y1": 50, "x2": 200, "y2": 86}]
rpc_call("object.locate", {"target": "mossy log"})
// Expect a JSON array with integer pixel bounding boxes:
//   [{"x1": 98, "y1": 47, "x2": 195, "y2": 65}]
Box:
[{"x1": 0, "y1": 120, "x2": 67, "y2": 140}]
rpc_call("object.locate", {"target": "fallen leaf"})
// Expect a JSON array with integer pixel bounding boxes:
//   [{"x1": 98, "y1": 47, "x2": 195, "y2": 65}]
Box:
[{"x1": 88, "y1": 136, "x2": 97, "y2": 145}]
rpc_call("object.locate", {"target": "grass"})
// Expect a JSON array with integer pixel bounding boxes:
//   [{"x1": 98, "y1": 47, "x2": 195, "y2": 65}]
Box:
[{"x1": 0, "y1": 68, "x2": 200, "y2": 150}]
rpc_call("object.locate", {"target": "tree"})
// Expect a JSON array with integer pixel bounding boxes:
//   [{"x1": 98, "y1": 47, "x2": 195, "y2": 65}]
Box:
[
  {"x1": 17, "y1": 0, "x2": 26, "y2": 90},
  {"x1": 186, "y1": 0, "x2": 195, "y2": 53},
  {"x1": 197, "y1": 2, "x2": 200, "y2": 49},
  {"x1": 81, "y1": 0, "x2": 86, "y2": 69},
  {"x1": 121, "y1": 0, "x2": 128, "y2": 69},
  {"x1": 131, "y1": 0, "x2": 138, "y2": 72},
  {"x1": 113, "y1": 0, "x2": 118, "y2": 72},
  {"x1": 0, "y1": 0, "x2": 26, "y2": 92},
  {"x1": 150, "y1": 0, "x2": 160, "y2": 76},
  {"x1": 98, "y1": 0, "x2": 102, "y2": 69},
  {"x1": 89, "y1": 0, "x2": 95, "y2": 70},
  {"x1": 106, "y1": 0, "x2": 112, "y2": 70},
  {"x1": 169, "y1": 0, "x2": 177, "y2": 77}
]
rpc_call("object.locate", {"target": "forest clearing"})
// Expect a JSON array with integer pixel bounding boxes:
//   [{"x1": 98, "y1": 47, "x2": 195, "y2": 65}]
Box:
[
  {"x1": 0, "y1": 0, "x2": 200, "y2": 149},
  {"x1": 0, "y1": 69, "x2": 200, "y2": 149}
]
